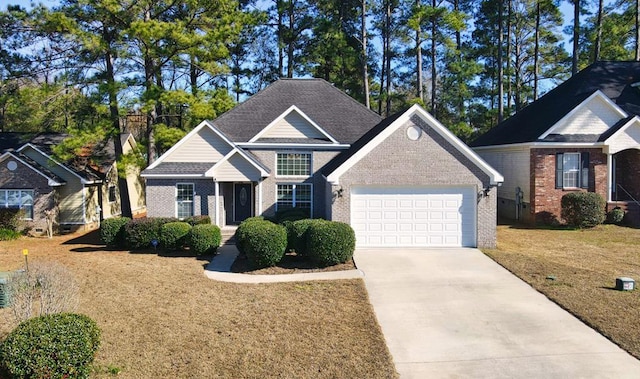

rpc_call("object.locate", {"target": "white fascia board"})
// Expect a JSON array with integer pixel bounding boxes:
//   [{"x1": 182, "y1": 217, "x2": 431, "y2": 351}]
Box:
[
  {"x1": 17, "y1": 143, "x2": 91, "y2": 184},
  {"x1": 237, "y1": 142, "x2": 350, "y2": 150},
  {"x1": 0, "y1": 152, "x2": 65, "y2": 186},
  {"x1": 539, "y1": 90, "x2": 628, "y2": 140},
  {"x1": 146, "y1": 120, "x2": 237, "y2": 170},
  {"x1": 248, "y1": 105, "x2": 339, "y2": 144}
]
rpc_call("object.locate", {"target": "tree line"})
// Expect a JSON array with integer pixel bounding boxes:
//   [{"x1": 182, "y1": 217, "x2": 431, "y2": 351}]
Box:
[{"x1": 1, "y1": 0, "x2": 638, "y2": 158}]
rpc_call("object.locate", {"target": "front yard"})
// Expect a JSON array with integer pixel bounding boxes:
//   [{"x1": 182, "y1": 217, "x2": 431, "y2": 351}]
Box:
[
  {"x1": 485, "y1": 224, "x2": 640, "y2": 360},
  {"x1": 0, "y1": 232, "x2": 397, "y2": 378}
]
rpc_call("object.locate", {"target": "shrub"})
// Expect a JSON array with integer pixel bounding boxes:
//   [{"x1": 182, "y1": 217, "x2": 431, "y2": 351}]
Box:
[
  {"x1": 561, "y1": 192, "x2": 606, "y2": 228},
  {"x1": 183, "y1": 215, "x2": 211, "y2": 226},
  {"x1": 159, "y1": 222, "x2": 192, "y2": 250},
  {"x1": 239, "y1": 220, "x2": 287, "y2": 269},
  {"x1": 234, "y1": 217, "x2": 264, "y2": 255},
  {"x1": 288, "y1": 219, "x2": 328, "y2": 256},
  {"x1": 100, "y1": 217, "x2": 131, "y2": 247},
  {"x1": 0, "y1": 313, "x2": 100, "y2": 379},
  {"x1": 0, "y1": 208, "x2": 22, "y2": 231},
  {"x1": 273, "y1": 208, "x2": 310, "y2": 223},
  {"x1": 125, "y1": 217, "x2": 177, "y2": 249},
  {"x1": 0, "y1": 228, "x2": 21, "y2": 241},
  {"x1": 306, "y1": 221, "x2": 356, "y2": 267},
  {"x1": 189, "y1": 224, "x2": 221, "y2": 255},
  {"x1": 607, "y1": 207, "x2": 625, "y2": 225}
]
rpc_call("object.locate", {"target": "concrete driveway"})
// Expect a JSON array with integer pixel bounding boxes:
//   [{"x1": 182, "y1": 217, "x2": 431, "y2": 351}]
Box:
[{"x1": 354, "y1": 248, "x2": 640, "y2": 378}]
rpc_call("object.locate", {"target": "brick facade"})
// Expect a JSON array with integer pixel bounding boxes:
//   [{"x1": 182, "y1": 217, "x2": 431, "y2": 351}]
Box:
[
  {"x1": 530, "y1": 148, "x2": 607, "y2": 224},
  {"x1": 330, "y1": 116, "x2": 498, "y2": 248},
  {"x1": 146, "y1": 179, "x2": 218, "y2": 219}
]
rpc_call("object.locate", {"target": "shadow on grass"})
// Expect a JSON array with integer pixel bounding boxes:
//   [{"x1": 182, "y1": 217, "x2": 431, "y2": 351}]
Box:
[{"x1": 62, "y1": 230, "x2": 102, "y2": 245}]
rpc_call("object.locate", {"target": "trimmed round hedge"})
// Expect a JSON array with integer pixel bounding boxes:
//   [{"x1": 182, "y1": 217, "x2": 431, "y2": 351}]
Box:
[
  {"x1": 288, "y1": 219, "x2": 329, "y2": 256},
  {"x1": 607, "y1": 207, "x2": 625, "y2": 225},
  {"x1": 237, "y1": 220, "x2": 287, "y2": 269},
  {"x1": 0, "y1": 313, "x2": 100, "y2": 379},
  {"x1": 100, "y1": 217, "x2": 131, "y2": 247},
  {"x1": 159, "y1": 221, "x2": 192, "y2": 250},
  {"x1": 234, "y1": 217, "x2": 265, "y2": 255},
  {"x1": 561, "y1": 192, "x2": 605, "y2": 228},
  {"x1": 306, "y1": 221, "x2": 356, "y2": 267},
  {"x1": 189, "y1": 224, "x2": 222, "y2": 255},
  {"x1": 125, "y1": 217, "x2": 177, "y2": 249}
]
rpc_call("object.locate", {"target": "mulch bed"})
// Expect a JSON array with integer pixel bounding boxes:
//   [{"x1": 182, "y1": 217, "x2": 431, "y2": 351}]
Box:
[{"x1": 230, "y1": 250, "x2": 356, "y2": 275}]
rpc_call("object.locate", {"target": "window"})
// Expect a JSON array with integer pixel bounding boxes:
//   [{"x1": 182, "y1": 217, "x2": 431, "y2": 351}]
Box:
[
  {"x1": 108, "y1": 185, "x2": 117, "y2": 203},
  {"x1": 0, "y1": 189, "x2": 34, "y2": 219},
  {"x1": 556, "y1": 152, "x2": 589, "y2": 189},
  {"x1": 176, "y1": 183, "x2": 194, "y2": 219},
  {"x1": 276, "y1": 153, "x2": 311, "y2": 176},
  {"x1": 277, "y1": 184, "x2": 312, "y2": 213}
]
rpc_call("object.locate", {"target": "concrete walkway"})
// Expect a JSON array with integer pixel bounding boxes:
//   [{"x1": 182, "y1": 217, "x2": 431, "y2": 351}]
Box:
[
  {"x1": 355, "y1": 248, "x2": 640, "y2": 379},
  {"x1": 204, "y1": 245, "x2": 364, "y2": 283}
]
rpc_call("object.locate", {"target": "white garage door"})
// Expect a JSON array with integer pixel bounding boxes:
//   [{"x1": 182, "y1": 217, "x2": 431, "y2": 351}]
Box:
[{"x1": 351, "y1": 187, "x2": 476, "y2": 247}]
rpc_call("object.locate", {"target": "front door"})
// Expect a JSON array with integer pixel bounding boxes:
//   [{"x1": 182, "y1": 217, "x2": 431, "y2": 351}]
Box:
[{"x1": 234, "y1": 183, "x2": 253, "y2": 222}]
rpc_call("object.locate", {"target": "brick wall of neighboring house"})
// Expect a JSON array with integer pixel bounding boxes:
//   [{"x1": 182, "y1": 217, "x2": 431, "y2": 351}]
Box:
[
  {"x1": 530, "y1": 148, "x2": 607, "y2": 224},
  {"x1": 0, "y1": 157, "x2": 56, "y2": 234},
  {"x1": 330, "y1": 115, "x2": 498, "y2": 248}
]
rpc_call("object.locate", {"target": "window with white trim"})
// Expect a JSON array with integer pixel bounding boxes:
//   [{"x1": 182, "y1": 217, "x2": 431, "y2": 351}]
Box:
[
  {"x1": 276, "y1": 152, "x2": 311, "y2": 176},
  {"x1": 556, "y1": 152, "x2": 589, "y2": 189},
  {"x1": 176, "y1": 183, "x2": 194, "y2": 219},
  {"x1": 276, "y1": 184, "x2": 312, "y2": 212},
  {"x1": 0, "y1": 189, "x2": 34, "y2": 219}
]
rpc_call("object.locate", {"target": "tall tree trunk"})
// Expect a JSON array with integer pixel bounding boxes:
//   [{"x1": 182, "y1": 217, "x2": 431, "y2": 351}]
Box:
[
  {"x1": 594, "y1": 0, "x2": 603, "y2": 62},
  {"x1": 378, "y1": 1, "x2": 387, "y2": 115},
  {"x1": 506, "y1": 0, "x2": 512, "y2": 110},
  {"x1": 498, "y1": 0, "x2": 504, "y2": 122},
  {"x1": 636, "y1": 0, "x2": 640, "y2": 60},
  {"x1": 385, "y1": 0, "x2": 392, "y2": 116},
  {"x1": 144, "y1": 8, "x2": 156, "y2": 165},
  {"x1": 277, "y1": 0, "x2": 284, "y2": 77},
  {"x1": 572, "y1": 0, "x2": 579, "y2": 75},
  {"x1": 104, "y1": 29, "x2": 132, "y2": 219},
  {"x1": 416, "y1": 0, "x2": 424, "y2": 103},
  {"x1": 361, "y1": 0, "x2": 370, "y2": 108},
  {"x1": 430, "y1": 0, "x2": 436, "y2": 114},
  {"x1": 190, "y1": 54, "x2": 198, "y2": 96},
  {"x1": 533, "y1": 0, "x2": 540, "y2": 100},
  {"x1": 287, "y1": 0, "x2": 295, "y2": 78}
]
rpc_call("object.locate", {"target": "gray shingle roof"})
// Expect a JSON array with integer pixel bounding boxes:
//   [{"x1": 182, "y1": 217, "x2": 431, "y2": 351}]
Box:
[
  {"x1": 141, "y1": 162, "x2": 214, "y2": 176},
  {"x1": 11, "y1": 152, "x2": 67, "y2": 185},
  {"x1": 471, "y1": 61, "x2": 640, "y2": 147},
  {"x1": 211, "y1": 79, "x2": 382, "y2": 144}
]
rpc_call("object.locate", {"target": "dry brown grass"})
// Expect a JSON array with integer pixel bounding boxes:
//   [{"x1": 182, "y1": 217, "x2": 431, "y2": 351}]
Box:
[
  {"x1": 484, "y1": 224, "x2": 640, "y2": 360},
  {"x1": 0, "y1": 232, "x2": 397, "y2": 378}
]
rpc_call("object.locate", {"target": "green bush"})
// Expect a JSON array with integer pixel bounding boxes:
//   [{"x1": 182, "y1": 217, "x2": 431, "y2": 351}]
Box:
[
  {"x1": 238, "y1": 220, "x2": 287, "y2": 269},
  {"x1": 288, "y1": 219, "x2": 328, "y2": 256},
  {"x1": 0, "y1": 228, "x2": 21, "y2": 241},
  {"x1": 189, "y1": 224, "x2": 222, "y2": 255},
  {"x1": 0, "y1": 208, "x2": 22, "y2": 231},
  {"x1": 183, "y1": 215, "x2": 211, "y2": 226},
  {"x1": 124, "y1": 217, "x2": 177, "y2": 249},
  {"x1": 607, "y1": 207, "x2": 625, "y2": 225},
  {"x1": 306, "y1": 221, "x2": 356, "y2": 267},
  {"x1": 561, "y1": 192, "x2": 606, "y2": 228},
  {"x1": 234, "y1": 217, "x2": 264, "y2": 255},
  {"x1": 100, "y1": 217, "x2": 131, "y2": 247},
  {"x1": 0, "y1": 313, "x2": 100, "y2": 379},
  {"x1": 159, "y1": 222, "x2": 192, "y2": 250},
  {"x1": 273, "y1": 208, "x2": 310, "y2": 223}
]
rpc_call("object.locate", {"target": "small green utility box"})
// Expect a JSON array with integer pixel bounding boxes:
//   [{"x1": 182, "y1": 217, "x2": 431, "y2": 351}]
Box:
[{"x1": 0, "y1": 272, "x2": 11, "y2": 308}]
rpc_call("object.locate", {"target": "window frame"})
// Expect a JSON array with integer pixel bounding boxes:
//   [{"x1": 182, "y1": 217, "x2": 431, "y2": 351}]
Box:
[
  {"x1": 0, "y1": 189, "x2": 34, "y2": 220},
  {"x1": 108, "y1": 185, "x2": 117, "y2": 203},
  {"x1": 175, "y1": 183, "x2": 195, "y2": 220},
  {"x1": 275, "y1": 152, "x2": 312, "y2": 177},
  {"x1": 555, "y1": 152, "x2": 589, "y2": 189},
  {"x1": 276, "y1": 183, "x2": 313, "y2": 216}
]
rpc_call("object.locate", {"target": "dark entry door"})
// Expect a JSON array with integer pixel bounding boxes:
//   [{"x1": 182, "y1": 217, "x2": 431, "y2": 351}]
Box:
[{"x1": 234, "y1": 183, "x2": 253, "y2": 222}]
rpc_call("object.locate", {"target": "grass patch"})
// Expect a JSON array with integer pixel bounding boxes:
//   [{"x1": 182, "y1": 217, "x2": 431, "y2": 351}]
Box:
[
  {"x1": 0, "y1": 232, "x2": 397, "y2": 378},
  {"x1": 484, "y1": 224, "x2": 640, "y2": 360}
]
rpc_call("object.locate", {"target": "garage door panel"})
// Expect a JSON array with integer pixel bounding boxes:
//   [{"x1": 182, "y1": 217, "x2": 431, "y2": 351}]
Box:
[{"x1": 351, "y1": 187, "x2": 475, "y2": 247}]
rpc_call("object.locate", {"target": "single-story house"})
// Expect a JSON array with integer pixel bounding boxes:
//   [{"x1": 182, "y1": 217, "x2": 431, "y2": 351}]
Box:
[
  {"x1": 142, "y1": 79, "x2": 503, "y2": 248},
  {"x1": 0, "y1": 132, "x2": 146, "y2": 234},
  {"x1": 471, "y1": 61, "x2": 640, "y2": 225}
]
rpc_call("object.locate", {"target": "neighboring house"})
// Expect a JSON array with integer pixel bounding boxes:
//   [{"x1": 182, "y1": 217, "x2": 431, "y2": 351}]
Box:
[
  {"x1": 0, "y1": 132, "x2": 146, "y2": 234},
  {"x1": 471, "y1": 61, "x2": 640, "y2": 225},
  {"x1": 142, "y1": 79, "x2": 503, "y2": 248}
]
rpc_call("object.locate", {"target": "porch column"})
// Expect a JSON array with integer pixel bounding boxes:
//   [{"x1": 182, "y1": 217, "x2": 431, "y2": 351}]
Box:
[
  {"x1": 257, "y1": 180, "x2": 263, "y2": 215},
  {"x1": 607, "y1": 153, "x2": 613, "y2": 202},
  {"x1": 214, "y1": 180, "x2": 220, "y2": 226}
]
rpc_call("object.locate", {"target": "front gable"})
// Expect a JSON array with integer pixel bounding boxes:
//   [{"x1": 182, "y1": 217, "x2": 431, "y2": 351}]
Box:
[
  {"x1": 162, "y1": 122, "x2": 234, "y2": 163},
  {"x1": 603, "y1": 117, "x2": 640, "y2": 154},
  {"x1": 248, "y1": 105, "x2": 338, "y2": 143},
  {"x1": 0, "y1": 152, "x2": 65, "y2": 187},
  {"x1": 540, "y1": 91, "x2": 628, "y2": 139}
]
